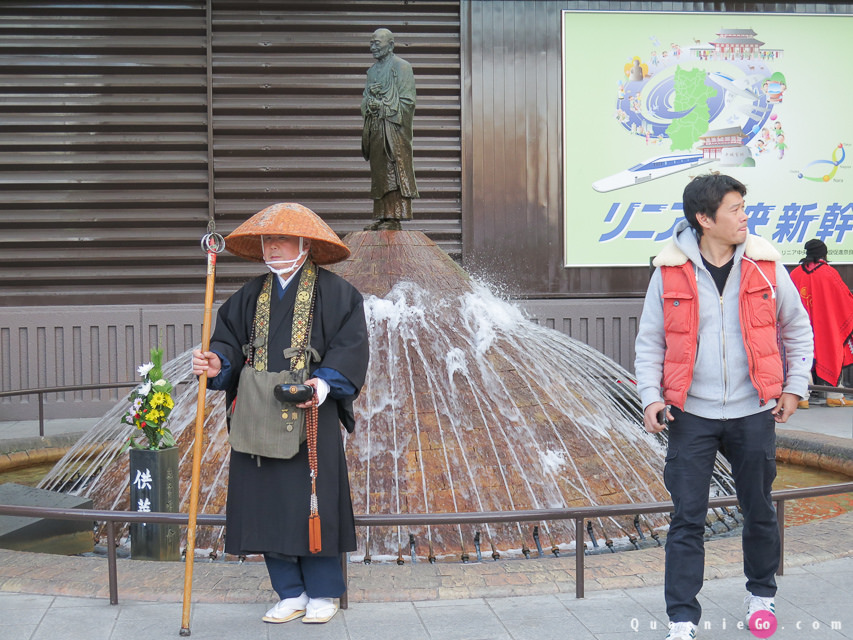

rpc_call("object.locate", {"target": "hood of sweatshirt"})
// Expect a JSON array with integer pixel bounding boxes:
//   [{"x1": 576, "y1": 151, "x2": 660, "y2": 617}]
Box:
[{"x1": 652, "y1": 219, "x2": 781, "y2": 269}]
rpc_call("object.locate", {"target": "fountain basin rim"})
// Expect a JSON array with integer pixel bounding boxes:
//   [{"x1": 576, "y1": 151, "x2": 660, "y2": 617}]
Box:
[
  {"x1": 776, "y1": 428, "x2": 853, "y2": 477},
  {"x1": 1, "y1": 440, "x2": 111, "y2": 474}
]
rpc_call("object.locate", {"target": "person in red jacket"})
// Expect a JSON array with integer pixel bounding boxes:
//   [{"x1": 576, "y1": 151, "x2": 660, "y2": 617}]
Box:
[{"x1": 790, "y1": 238, "x2": 853, "y2": 407}]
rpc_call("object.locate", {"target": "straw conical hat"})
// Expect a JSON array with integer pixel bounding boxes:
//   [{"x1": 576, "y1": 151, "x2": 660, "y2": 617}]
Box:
[{"x1": 224, "y1": 203, "x2": 350, "y2": 265}]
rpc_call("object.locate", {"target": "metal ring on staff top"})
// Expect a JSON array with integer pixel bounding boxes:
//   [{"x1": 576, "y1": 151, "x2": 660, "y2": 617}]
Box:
[{"x1": 200, "y1": 232, "x2": 226, "y2": 254}]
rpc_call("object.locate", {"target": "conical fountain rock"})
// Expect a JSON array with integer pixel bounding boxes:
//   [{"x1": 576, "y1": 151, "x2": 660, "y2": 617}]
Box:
[
  {"x1": 327, "y1": 230, "x2": 675, "y2": 560},
  {"x1": 330, "y1": 230, "x2": 473, "y2": 298}
]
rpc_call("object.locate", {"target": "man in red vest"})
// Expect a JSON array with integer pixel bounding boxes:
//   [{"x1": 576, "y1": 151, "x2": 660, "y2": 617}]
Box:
[
  {"x1": 635, "y1": 174, "x2": 813, "y2": 640},
  {"x1": 790, "y1": 238, "x2": 853, "y2": 407}
]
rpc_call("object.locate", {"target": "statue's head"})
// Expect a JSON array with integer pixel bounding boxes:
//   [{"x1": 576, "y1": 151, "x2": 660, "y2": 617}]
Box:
[{"x1": 370, "y1": 28, "x2": 394, "y2": 60}]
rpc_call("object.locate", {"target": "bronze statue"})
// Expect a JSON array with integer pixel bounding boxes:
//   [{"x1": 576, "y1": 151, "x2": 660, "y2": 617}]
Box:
[{"x1": 361, "y1": 28, "x2": 419, "y2": 231}]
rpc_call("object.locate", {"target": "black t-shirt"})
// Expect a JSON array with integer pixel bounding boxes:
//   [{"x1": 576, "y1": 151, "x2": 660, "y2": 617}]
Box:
[{"x1": 701, "y1": 255, "x2": 734, "y2": 295}]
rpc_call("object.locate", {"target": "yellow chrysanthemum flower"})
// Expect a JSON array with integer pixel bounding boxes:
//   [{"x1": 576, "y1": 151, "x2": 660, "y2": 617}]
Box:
[{"x1": 150, "y1": 391, "x2": 169, "y2": 408}]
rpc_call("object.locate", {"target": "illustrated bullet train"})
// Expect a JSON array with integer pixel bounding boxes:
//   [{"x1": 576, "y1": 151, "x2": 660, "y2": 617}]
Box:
[{"x1": 592, "y1": 153, "x2": 715, "y2": 192}]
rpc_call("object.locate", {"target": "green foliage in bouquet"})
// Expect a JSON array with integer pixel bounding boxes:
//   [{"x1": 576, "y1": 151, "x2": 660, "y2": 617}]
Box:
[{"x1": 122, "y1": 347, "x2": 177, "y2": 451}]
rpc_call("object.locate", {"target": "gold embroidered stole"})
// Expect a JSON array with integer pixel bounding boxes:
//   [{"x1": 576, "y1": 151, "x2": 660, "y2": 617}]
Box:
[{"x1": 251, "y1": 261, "x2": 317, "y2": 372}]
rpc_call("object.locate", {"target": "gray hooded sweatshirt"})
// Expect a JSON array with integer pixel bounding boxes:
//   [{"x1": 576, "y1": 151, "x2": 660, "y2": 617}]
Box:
[{"x1": 635, "y1": 220, "x2": 813, "y2": 420}]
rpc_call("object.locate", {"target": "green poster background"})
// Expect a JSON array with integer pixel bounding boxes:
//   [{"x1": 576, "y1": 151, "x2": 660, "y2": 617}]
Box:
[{"x1": 562, "y1": 11, "x2": 853, "y2": 266}]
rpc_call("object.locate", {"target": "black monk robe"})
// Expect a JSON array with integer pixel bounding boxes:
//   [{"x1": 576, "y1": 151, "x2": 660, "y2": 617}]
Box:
[{"x1": 207, "y1": 265, "x2": 369, "y2": 557}]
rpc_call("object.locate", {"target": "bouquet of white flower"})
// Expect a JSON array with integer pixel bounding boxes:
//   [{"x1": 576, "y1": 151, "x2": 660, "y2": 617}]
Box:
[{"x1": 122, "y1": 347, "x2": 177, "y2": 451}]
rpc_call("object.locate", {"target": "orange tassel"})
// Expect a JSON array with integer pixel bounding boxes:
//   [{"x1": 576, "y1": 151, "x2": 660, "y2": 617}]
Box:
[
  {"x1": 307, "y1": 399, "x2": 321, "y2": 554},
  {"x1": 309, "y1": 512, "x2": 322, "y2": 554}
]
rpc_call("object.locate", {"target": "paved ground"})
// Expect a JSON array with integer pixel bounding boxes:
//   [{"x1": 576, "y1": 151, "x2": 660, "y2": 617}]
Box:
[
  {"x1": 0, "y1": 556, "x2": 851, "y2": 639},
  {"x1": 0, "y1": 397, "x2": 851, "y2": 639}
]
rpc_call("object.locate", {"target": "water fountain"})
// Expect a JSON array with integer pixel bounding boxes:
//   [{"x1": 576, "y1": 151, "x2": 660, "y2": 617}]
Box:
[{"x1": 39, "y1": 230, "x2": 737, "y2": 561}]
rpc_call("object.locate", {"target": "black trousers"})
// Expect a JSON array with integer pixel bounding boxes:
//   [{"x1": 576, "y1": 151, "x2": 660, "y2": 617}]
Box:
[
  {"x1": 664, "y1": 407, "x2": 779, "y2": 624},
  {"x1": 263, "y1": 553, "x2": 346, "y2": 600}
]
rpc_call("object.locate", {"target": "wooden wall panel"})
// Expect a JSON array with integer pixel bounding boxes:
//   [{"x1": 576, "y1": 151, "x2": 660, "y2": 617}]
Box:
[
  {"x1": 0, "y1": 305, "x2": 207, "y2": 420},
  {"x1": 0, "y1": 0, "x2": 462, "y2": 306},
  {"x1": 0, "y1": 1, "x2": 211, "y2": 307},
  {"x1": 0, "y1": 299, "x2": 643, "y2": 420},
  {"x1": 521, "y1": 299, "x2": 643, "y2": 374}
]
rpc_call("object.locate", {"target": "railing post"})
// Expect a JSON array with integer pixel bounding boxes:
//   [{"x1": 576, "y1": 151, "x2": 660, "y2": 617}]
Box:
[
  {"x1": 776, "y1": 499, "x2": 785, "y2": 577},
  {"x1": 575, "y1": 517, "x2": 584, "y2": 598},
  {"x1": 340, "y1": 553, "x2": 349, "y2": 609},
  {"x1": 38, "y1": 391, "x2": 45, "y2": 437},
  {"x1": 107, "y1": 520, "x2": 119, "y2": 604}
]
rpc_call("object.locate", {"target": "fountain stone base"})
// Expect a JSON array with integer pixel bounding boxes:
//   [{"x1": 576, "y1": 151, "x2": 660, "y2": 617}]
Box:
[{"x1": 0, "y1": 483, "x2": 94, "y2": 555}]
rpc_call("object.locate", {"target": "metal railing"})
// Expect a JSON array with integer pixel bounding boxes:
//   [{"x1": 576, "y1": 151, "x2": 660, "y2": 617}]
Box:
[
  {"x1": 0, "y1": 383, "x2": 137, "y2": 437},
  {"x1": 1, "y1": 482, "x2": 851, "y2": 606},
  {"x1": 0, "y1": 381, "x2": 204, "y2": 437}
]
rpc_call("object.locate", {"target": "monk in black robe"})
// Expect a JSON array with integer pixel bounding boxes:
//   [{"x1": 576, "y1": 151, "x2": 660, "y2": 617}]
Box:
[{"x1": 192, "y1": 203, "x2": 368, "y2": 625}]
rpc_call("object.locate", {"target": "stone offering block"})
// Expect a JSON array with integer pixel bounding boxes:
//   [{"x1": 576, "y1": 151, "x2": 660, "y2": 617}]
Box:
[{"x1": 0, "y1": 483, "x2": 94, "y2": 555}]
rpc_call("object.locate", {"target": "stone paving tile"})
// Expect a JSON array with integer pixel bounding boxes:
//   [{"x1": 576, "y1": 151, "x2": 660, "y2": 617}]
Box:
[
  {"x1": 2, "y1": 625, "x2": 38, "y2": 640},
  {"x1": 559, "y1": 590, "x2": 650, "y2": 635},
  {"x1": 29, "y1": 602, "x2": 118, "y2": 640},
  {"x1": 414, "y1": 600, "x2": 513, "y2": 640},
  {"x1": 0, "y1": 605, "x2": 48, "y2": 627},
  {"x1": 341, "y1": 601, "x2": 429, "y2": 640},
  {"x1": 48, "y1": 595, "x2": 107, "y2": 608},
  {"x1": 774, "y1": 572, "x2": 842, "y2": 605},
  {"x1": 498, "y1": 615, "x2": 598, "y2": 640},
  {"x1": 0, "y1": 592, "x2": 53, "y2": 610},
  {"x1": 187, "y1": 601, "x2": 281, "y2": 639},
  {"x1": 111, "y1": 609, "x2": 187, "y2": 640},
  {"x1": 113, "y1": 600, "x2": 181, "y2": 622},
  {"x1": 489, "y1": 603, "x2": 601, "y2": 640}
]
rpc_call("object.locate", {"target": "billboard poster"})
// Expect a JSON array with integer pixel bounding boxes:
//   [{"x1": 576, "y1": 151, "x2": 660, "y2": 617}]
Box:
[{"x1": 562, "y1": 11, "x2": 852, "y2": 266}]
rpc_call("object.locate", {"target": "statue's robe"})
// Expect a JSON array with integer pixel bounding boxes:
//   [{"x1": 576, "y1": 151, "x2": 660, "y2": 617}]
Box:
[
  {"x1": 208, "y1": 265, "x2": 369, "y2": 557},
  {"x1": 361, "y1": 53, "x2": 419, "y2": 219}
]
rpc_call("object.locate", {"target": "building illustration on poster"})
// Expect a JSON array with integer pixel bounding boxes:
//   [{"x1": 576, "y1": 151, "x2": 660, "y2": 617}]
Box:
[
  {"x1": 562, "y1": 12, "x2": 852, "y2": 267},
  {"x1": 594, "y1": 26, "x2": 783, "y2": 192}
]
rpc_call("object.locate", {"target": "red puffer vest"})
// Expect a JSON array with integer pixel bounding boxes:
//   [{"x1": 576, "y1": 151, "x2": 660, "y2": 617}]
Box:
[{"x1": 660, "y1": 257, "x2": 783, "y2": 409}]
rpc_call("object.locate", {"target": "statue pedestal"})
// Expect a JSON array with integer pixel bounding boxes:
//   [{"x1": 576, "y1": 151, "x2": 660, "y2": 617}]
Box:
[{"x1": 129, "y1": 447, "x2": 180, "y2": 561}]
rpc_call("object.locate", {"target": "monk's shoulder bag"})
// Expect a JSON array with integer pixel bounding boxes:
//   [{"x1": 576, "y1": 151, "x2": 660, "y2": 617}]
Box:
[{"x1": 228, "y1": 263, "x2": 319, "y2": 460}]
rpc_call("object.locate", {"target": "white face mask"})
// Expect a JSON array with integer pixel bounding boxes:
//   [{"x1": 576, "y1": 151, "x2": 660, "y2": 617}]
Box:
[{"x1": 261, "y1": 236, "x2": 308, "y2": 277}]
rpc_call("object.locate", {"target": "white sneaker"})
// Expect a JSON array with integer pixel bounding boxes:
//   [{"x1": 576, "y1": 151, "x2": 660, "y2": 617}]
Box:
[
  {"x1": 262, "y1": 591, "x2": 308, "y2": 623},
  {"x1": 745, "y1": 594, "x2": 776, "y2": 629},
  {"x1": 665, "y1": 621, "x2": 697, "y2": 639},
  {"x1": 303, "y1": 596, "x2": 338, "y2": 624}
]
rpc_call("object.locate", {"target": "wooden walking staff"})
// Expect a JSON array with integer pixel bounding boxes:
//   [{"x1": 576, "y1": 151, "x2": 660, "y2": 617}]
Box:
[{"x1": 180, "y1": 223, "x2": 225, "y2": 636}]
